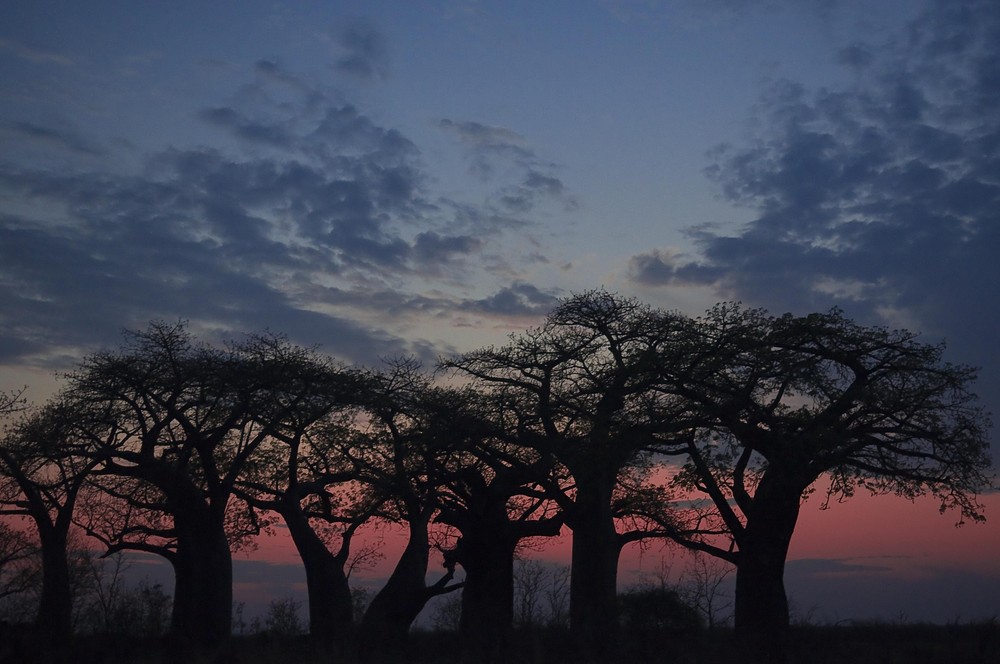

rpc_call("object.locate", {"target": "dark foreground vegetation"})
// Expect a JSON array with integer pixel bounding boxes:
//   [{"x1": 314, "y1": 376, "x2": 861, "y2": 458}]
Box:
[
  {"x1": 3, "y1": 621, "x2": 998, "y2": 664},
  {"x1": 0, "y1": 291, "x2": 993, "y2": 664}
]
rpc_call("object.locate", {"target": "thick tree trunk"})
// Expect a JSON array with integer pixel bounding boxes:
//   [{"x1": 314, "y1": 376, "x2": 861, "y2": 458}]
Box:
[
  {"x1": 281, "y1": 507, "x2": 354, "y2": 646},
  {"x1": 456, "y1": 520, "x2": 517, "y2": 664},
  {"x1": 734, "y1": 473, "x2": 803, "y2": 664},
  {"x1": 567, "y1": 468, "x2": 620, "y2": 662},
  {"x1": 170, "y1": 514, "x2": 233, "y2": 646},
  {"x1": 358, "y1": 511, "x2": 439, "y2": 662},
  {"x1": 34, "y1": 527, "x2": 72, "y2": 639}
]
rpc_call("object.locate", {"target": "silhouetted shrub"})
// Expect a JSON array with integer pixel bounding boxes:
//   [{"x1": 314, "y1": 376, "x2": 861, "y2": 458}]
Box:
[{"x1": 619, "y1": 586, "x2": 703, "y2": 635}]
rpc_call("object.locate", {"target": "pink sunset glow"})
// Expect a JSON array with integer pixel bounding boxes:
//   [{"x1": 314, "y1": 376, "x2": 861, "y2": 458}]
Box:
[{"x1": 231, "y1": 488, "x2": 999, "y2": 624}]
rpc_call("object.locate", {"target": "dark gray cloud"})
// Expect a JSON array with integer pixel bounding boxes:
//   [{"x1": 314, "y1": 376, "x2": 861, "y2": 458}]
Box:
[
  {"x1": 4, "y1": 121, "x2": 104, "y2": 156},
  {"x1": 438, "y1": 119, "x2": 575, "y2": 215},
  {"x1": 412, "y1": 231, "x2": 482, "y2": 271},
  {"x1": 628, "y1": 247, "x2": 721, "y2": 286},
  {"x1": 198, "y1": 107, "x2": 296, "y2": 148},
  {"x1": 332, "y1": 18, "x2": 389, "y2": 80},
  {"x1": 460, "y1": 282, "x2": 563, "y2": 317},
  {"x1": 0, "y1": 58, "x2": 568, "y2": 372},
  {"x1": 633, "y1": 0, "x2": 1000, "y2": 428},
  {"x1": 438, "y1": 119, "x2": 537, "y2": 175}
]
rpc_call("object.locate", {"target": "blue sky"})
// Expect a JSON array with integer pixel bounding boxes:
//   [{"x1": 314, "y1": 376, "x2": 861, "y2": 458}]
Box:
[{"x1": 1, "y1": 0, "x2": 997, "y2": 622}]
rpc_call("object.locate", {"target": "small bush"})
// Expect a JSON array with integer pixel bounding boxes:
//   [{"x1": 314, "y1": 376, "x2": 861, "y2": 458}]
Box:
[{"x1": 619, "y1": 586, "x2": 703, "y2": 635}]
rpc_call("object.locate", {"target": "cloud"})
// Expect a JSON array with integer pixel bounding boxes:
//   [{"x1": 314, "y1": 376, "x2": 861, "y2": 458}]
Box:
[
  {"x1": 438, "y1": 119, "x2": 537, "y2": 179},
  {"x1": 332, "y1": 18, "x2": 389, "y2": 80},
  {"x1": 439, "y1": 120, "x2": 532, "y2": 155},
  {"x1": 3, "y1": 121, "x2": 104, "y2": 156},
  {"x1": 0, "y1": 58, "x2": 572, "y2": 374},
  {"x1": 0, "y1": 38, "x2": 74, "y2": 66},
  {"x1": 411, "y1": 231, "x2": 482, "y2": 273},
  {"x1": 460, "y1": 282, "x2": 563, "y2": 317},
  {"x1": 198, "y1": 107, "x2": 295, "y2": 148},
  {"x1": 438, "y1": 119, "x2": 575, "y2": 216},
  {"x1": 631, "y1": 0, "x2": 1000, "y2": 410},
  {"x1": 628, "y1": 245, "x2": 729, "y2": 288},
  {"x1": 438, "y1": 119, "x2": 536, "y2": 181}
]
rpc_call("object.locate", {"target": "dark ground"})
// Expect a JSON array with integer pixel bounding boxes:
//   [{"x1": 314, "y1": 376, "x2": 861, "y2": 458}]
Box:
[{"x1": 3, "y1": 622, "x2": 998, "y2": 664}]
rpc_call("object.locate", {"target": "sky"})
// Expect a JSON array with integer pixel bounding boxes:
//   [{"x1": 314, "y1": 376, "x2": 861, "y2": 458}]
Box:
[{"x1": 1, "y1": 0, "x2": 998, "y2": 623}]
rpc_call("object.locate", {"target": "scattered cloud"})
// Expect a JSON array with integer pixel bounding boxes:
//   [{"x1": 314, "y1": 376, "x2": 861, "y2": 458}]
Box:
[
  {"x1": 3, "y1": 121, "x2": 104, "y2": 156},
  {"x1": 630, "y1": 1, "x2": 1000, "y2": 404},
  {"x1": 459, "y1": 281, "x2": 563, "y2": 317},
  {"x1": 438, "y1": 119, "x2": 537, "y2": 179},
  {"x1": 0, "y1": 37, "x2": 74, "y2": 66},
  {"x1": 0, "y1": 58, "x2": 571, "y2": 370},
  {"x1": 438, "y1": 119, "x2": 575, "y2": 216},
  {"x1": 628, "y1": 247, "x2": 715, "y2": 286},
  {"x1": 331, "y1": 17, "x2": 389, "y2": 80}
]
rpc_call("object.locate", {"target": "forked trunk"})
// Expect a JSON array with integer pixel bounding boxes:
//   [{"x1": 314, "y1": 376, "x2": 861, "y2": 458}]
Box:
[
  {"x1": 282, "y1": 507, "x2": 354, "y2": 646},
  {"x1": 358, "y1": 511, "x2": 440, "y2": 662}
]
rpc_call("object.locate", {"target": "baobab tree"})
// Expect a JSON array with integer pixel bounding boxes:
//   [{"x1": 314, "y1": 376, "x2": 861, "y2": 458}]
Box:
[
  {"x1": 66, "y1": 322, "x2": 341, "y2": 646},
  {"x1": 659, "y1": 304, "x2": 993, "y2": 663},
  {"x1": 233, "y1": 357, "x2": 378, "y2": 648},
  {"x1": 0, "y1": 399, "x2": 100, "y2": 639},
  {"x1": 430, "y1": 390, "x2": 564, "y2": 664},
  {"x1": 351, "y1": 359, "x2": 465, "y2": 661},
  {"x1": 445, "y1": 291, "x2": 696, "y2": 660}
]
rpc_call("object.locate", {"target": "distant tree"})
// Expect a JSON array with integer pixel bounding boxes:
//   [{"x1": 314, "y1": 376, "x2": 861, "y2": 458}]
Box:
[
  {"x1": 445, "y1": 291, "x2": 698, "y2": 660},
  {"x1": 261, "y1": 597, "x2": 305, "y2": 636},
  {"x1": 0, "y1": 520, "x2": 37, "y2": 607},
  {"x1": 677, "y1": 552, "x2": 733, "y2": 630},
  {"x1": 80, "y1": 550, "x2": 131, "y2": 634},
  {"x1": 543, "y1": 563, "x2": 571, "y2": 628},
  {"x1": 512, "y1": 559, "x2": 546, "y2": 629},
  {"x1": 618, "y1": 585, "x2": 702, "y2": 636},
  {"x1": 78, "y1": 552, "x2": 171, "y2": 637},
  {"x1": 660, "y1": 305, "x2": 993, "y2": 663},
  {"x1": 430, "y1": 591, "x2": 463, "y2": 632},
  {"x1": 510, "y1": 560, "x2": 572, "y2": 629}
]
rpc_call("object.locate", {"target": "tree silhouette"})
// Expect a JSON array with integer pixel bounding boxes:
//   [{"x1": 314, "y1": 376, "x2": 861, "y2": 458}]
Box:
[
  {"x1": 66, "y1": 322, "x2": 336, "y2": 645},
  {"x1": 659, "y1": 304, "x2": 993, "y2": 663},
  {"x1": 0, "y1": 389, "x2": 25, "y2": 419},
  {"x1": 0, "y1": 521, "x2": 35, "y2": 606},
  {"x1": 0, "y1": 400, "x2": 100, "y2": 639},
  {"x1": 445, "y1": 291, "x2": 696, "y2": 660},
  {"x1": 431, "y1": 389, "x2": 564, "y2": 664},
  {"x1": 230, "y1": 345, "x2": 369, "y2": 648},
  {"x1": 352, "y1": 359, "x2": 464, "y2": 661}
]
